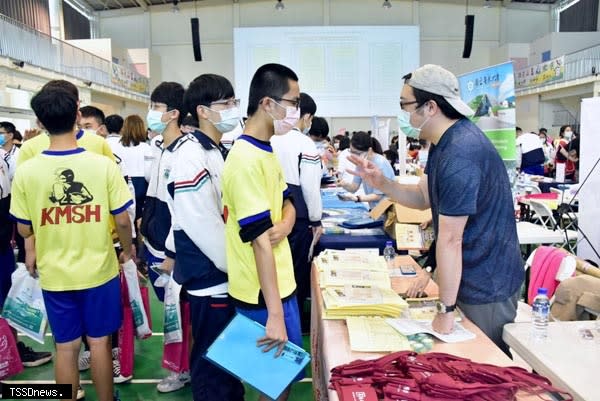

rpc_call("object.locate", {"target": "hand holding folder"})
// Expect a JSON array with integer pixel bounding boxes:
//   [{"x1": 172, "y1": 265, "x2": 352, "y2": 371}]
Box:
[{"x1": 205, "y1": 313, "x2": 311, "y2": 401}]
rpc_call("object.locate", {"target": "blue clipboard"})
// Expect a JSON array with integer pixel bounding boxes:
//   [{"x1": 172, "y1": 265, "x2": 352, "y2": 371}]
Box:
[{"x1": 204, "y1": 313, "x2": 311, "y2": 400}]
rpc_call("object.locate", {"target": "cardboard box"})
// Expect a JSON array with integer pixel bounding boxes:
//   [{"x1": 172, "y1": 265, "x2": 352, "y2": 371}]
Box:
[{"x1": 369, "y1": 198, "x2": 433, "y2": 250}]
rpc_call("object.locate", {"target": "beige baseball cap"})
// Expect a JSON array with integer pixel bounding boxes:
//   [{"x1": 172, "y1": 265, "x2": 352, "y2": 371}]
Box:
[{"x1": 405, "y1": 64, "x2": 474, "y2": 117}]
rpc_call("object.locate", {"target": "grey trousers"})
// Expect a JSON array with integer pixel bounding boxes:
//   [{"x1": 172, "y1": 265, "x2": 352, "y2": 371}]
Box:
[{"x1": 457, "y1": 289, "x2": 520, "y2": 357}]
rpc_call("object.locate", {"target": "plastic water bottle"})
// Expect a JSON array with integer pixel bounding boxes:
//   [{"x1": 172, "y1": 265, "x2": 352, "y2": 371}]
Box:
[
  {"x1": 383, "y1": 241, "x2": 396, "y2": 268},
  {"x1": 532, "y1": 288, "x2": 550, "y2": 340}
]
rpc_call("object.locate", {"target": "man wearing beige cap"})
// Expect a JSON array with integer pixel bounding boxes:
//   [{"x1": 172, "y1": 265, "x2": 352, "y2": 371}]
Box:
[{"x1": 349, "y1": 64, "x2": 523, "y2": 356}]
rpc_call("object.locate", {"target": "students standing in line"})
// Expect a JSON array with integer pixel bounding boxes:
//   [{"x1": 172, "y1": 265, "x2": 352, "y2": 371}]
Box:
[
  {"x1": 271, "y1": 92, "x2": 323, "y2": 332},
  {"x1": 165, "y1": 73, "x2": 245, "y2": 401},
  {"x1": 222, "y1": 63, "x2": 302, "y2": 401}
]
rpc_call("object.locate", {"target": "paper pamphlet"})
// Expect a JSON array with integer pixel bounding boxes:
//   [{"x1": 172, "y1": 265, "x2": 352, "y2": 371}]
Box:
[
  {"x1": 205, "y1": 314, "x2": 310, "y2": 401},
  {"x1": 405, "y1": 299, "x2": 462, "y2": 322},
  {"x1": 346, "y1": 316, "x2": 411, "y2": 352},
  {"x1": 386, "y1": 318, "x2": 475, "y2": 343},
  {"x1": 394, "y1": 223, "x2": 434, "y2": 250},
  {"x1": 320, "y1": 267, "x2": 391, "y2": 289}
]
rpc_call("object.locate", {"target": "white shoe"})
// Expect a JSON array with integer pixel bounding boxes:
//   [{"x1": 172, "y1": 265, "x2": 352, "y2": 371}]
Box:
[
  {"x1": 77, "y1": 385, "x2": 85, "y2": 400},
  {"x1": 156, "y1": 371, "x2": 191, "y2": 393},
  {"x1": 113, "y1": 359, "x2": 132, "y2": 384},
  {"x1": 78, "y1": 351, "x2": 91, "y2": 371}
]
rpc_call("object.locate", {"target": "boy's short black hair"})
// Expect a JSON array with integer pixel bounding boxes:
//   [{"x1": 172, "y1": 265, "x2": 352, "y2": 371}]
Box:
[
  {"x1": 402, "y1": 73, "x2": 463, "y2": 120},
  {"x1": 151, "y1": 82, "x2": 186, "y2": 125},
  {"x1": 247, "y1": 63, "x2": 298, "y2": 117},
  {"x1": 41, "y1": 80, "x2": 79, "y2": 100},
  {"x1": 299, "y1": 93, "x2": 316, "y2": 117},
  {"x1": 31, "y1": 88, "x2": 78, "y2": 135},
  {"x1": 0, "y1": 121, "x2": 16, "y2": 134},
  {"x1": 351, "y1": 131, "x2": 374, "y2": 152},
  {"x1": 308, "y1": 117, "x2": 329, "y2": 139},
  {"x1": 184, "y1": 74, "x2": 234, "y2": 118},
  {"x1": 80, "y1": 106, "x2": 105, "y2": 125},
  {"x1": 105, "y1": 114, "x2": 124, "y2": 134}
]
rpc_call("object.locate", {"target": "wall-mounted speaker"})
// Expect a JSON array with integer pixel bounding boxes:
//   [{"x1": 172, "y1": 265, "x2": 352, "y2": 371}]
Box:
[
  {"x1": 191, "y1": 17, "x2": 202, "y2": 62},
  {"x1": 462, "y1": 15, "x2": 475, "y2": 59}
]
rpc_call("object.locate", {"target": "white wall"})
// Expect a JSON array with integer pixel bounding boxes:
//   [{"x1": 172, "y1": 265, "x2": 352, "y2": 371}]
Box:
[
  {"x1": 66, "y1": 38, "x2": 112, "y2": 61},
  {"x1": 515, "y1": 93, "x2": 539, "y2": 134},
  {"x1": 99, "y1": 0, "x2": 552, "y2": 128},
  {"x1": 530, "y1": 32, "x2": 600, "y2": 64},
  {"x1": 578, "y1": 97, "x2": 600, "y2": 265}
]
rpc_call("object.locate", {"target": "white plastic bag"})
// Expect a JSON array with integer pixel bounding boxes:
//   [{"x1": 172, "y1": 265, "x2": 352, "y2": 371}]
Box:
[
  {"x1": 163, "y1": 275, "x2": 182, "y2": 344},
  {"x1": 122, "y1": 259, "x2": 152, "y2": 339},
  {"x1": 2, "y1": 264, "x2": 47, "y2": 344}
]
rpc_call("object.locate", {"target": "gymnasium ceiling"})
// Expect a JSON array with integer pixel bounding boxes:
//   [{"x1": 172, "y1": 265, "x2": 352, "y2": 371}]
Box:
[{"x1": 77, "y1": 0, "x2": 560, "y2": 12}]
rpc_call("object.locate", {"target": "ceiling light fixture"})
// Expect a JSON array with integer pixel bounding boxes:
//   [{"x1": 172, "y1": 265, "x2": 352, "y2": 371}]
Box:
[
  {"x1": 172, "y1": 0, "x2": 180, "y2": 13},
  {"x1": 275, "y1": 0, "x2": 284, "y2": 11},
  {"x1": 382, "y1": 0, "x2": 392, "y2": 9},
  {"x1": 483, "y1": 0, "x2": 492, "y2": 9}
]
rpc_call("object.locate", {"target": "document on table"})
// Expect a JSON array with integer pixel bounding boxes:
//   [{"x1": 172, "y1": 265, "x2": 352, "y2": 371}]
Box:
[
  {"x1": 320, "y1": 267, "x2": 391, "y2": 289},
  {"x1": 346, "y1": 316, "x2": 411, "y2": 352},
  {"x1": 386, "y1": 318, "x2": 476, "y2": 343},
  {"x1": 205, "y1": 313, "x2": 310, "y2": 401}
]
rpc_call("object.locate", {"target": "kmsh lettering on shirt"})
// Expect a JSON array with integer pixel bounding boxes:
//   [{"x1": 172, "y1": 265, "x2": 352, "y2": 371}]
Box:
[{"x1": 40, "y1": 204, "x2": 101, "y2": 226}]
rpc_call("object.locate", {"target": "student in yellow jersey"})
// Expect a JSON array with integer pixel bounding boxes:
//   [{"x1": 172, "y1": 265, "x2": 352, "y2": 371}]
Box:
[
  {"x1": 15, "y1": 80, "x2": 130, "y2": 395},
  {"x1": 17, "y1": 81, "x2": 114, "y2": 166},
  {"x1": 222, "y1": 63, "x2": 300, "y2": 401},
  {"x1": 10, "y1": 86, "x2": 133, "y2": 401}
]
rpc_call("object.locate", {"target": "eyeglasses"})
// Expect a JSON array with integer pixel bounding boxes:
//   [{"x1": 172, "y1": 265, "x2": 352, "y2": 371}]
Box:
[
  {"x1": 149, "y1": 102, "x2": 169, "y2": 111},
  {"x1": 210, "y1": 98, "x2": 240, "y2": 107},
  {"x1": 273, "y1": 97, "x2": 301, "y2": 110},
  {"x1": 399, "y1": 100, "x2": 419, "y2": 110}
]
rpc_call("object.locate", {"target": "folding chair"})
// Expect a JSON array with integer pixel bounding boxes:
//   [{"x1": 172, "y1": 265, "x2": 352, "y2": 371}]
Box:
[{"x1": 529, "y1": 200, "x2": 578, "y2": 252}]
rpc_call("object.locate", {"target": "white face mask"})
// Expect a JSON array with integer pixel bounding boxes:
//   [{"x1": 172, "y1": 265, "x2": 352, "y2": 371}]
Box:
[
  {"x1": 564, "y1": 131, "x2": 572, "y2": 140},
  {"x1": 209, "y1": 106, "x2": 240, "y2": 133},
  {"x1": 271, "y1": 102, "x2": 300, "y2": 135}
]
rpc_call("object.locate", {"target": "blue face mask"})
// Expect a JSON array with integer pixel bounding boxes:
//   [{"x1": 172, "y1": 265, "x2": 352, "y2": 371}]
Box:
[
  {"x1": 210, "y1": 106, "x2": 240, "y2": 134},
  {"x1": 397, "y1": 107, "x2": 430, "y2": 139},
  {"x1": 146, "y1": 110, "x2": 168, "y2": 134},
  {"x1": 0, "y1": 134, "x2": 6, "y2": 146}
]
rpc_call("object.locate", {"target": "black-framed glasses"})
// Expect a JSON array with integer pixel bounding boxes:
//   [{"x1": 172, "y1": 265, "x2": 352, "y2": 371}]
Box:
[
  {"x1": 210, "y1": 98, "x2": 240, "y2": 107},
  {"x1": 273, "y1": 97, "x2": 300, "y2": 110},
  {"x1": 399, "y1": 100, "x2": 419, "y2": 110}
]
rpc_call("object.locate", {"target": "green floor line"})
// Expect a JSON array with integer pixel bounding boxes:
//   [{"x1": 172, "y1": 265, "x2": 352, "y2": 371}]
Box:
[{"x1": 8, "y1": 287, "x2": 316, "y2": 400}]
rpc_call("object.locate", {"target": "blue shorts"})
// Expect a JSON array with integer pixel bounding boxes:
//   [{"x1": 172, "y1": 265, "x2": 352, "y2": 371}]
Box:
[
  {"x1": 0, "y1": 247, "x2": 16, "y2": 309},
  {"x1": 236, "y1": 296, "x2": 305, "y2": 381},
  {"x1": 42, "y1": 275, "x2": 122, "y2": 343}
]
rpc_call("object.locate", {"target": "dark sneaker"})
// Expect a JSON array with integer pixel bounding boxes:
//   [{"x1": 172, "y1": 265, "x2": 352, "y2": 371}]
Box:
[
  {"x1": 17, "y1": 342, "x2": 53, "y2": 367},
  {"x1": 112, "y1": 359, "x2": 132, "y2": 384}
]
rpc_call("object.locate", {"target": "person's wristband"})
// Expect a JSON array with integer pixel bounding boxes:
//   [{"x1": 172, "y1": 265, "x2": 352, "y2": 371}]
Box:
[{"x1": 355, "y1": 195, "x2": 361, "y2": 203}]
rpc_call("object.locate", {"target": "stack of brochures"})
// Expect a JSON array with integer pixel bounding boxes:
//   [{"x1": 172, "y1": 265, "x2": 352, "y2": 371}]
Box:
[
  {"x1": 315, "y1": 250, "x2": 408, "y2": 319},
  {"x1": 321, "y1": 285, "x2": 408, "y2": 318}
]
